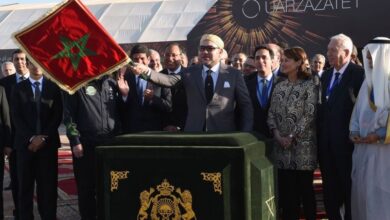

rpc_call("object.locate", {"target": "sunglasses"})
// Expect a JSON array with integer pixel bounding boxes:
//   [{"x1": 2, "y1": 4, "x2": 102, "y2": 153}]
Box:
[{"x1": 199, "y1": 46, "x2": 219, "y2": 52}]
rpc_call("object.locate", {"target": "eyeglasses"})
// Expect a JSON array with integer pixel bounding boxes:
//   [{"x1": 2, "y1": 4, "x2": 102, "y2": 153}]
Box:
[{"x1": 199, "y1": 46, "x2": 219, "y2": 52}]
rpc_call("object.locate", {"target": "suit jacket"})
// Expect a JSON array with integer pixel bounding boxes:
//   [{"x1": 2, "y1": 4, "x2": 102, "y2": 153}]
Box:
[
  {"x1": 11, "y1": 78, "x2": 63, "y2": 150},
  {"x1": 0, "y1": 74, "x2": 19, "y2": 148},
  {"x1": 161, "y1": 67, "x2": 187, "y2": 130},
  {"x1": 246, "y1": 73, "x2": 278, "y2": 137},
  {"x1": 318, "y1": 62, "x2": 364, "y2": 156},
  {"x1": 0, "y1": 86, "x2": 11, "y2": 148},
  {"x1": 149, "y1": 63, "x2": 253, "y2": 132},
  {"x1": 121, "y1": 71, "x2": 172, "y2": 133},
  {"x1": 0, "y1": 74, "x2": 18, "y2": 102}
]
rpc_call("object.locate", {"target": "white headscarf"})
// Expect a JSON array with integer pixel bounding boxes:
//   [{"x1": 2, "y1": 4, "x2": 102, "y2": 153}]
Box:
[{"x1": 362, "y1": 37, "x2": 390, "y2": 108}]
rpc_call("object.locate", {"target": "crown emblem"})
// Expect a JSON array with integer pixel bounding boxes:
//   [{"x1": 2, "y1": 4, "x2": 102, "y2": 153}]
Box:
[
  {"x1": 156, "y1": 179, "x2": 174, "y2": 196},
  {"x1": 137, "y1": 179, "x2": 196, "y2": 220}
]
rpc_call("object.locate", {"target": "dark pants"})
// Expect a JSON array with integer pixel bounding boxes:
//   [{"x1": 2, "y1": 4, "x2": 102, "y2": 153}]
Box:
[
  {"x1": 72, "y1": 142, "x2": 97, "y2": 220},
  {"x1": 319, "y1": 152, "x2": 352, "y2": 220},
  {"x1": 278, "y1": 169, "x2": 316, "y2": 220},
  {"x1": 0, "y1": 150, "x2": 3, "y2": 220},
  {"x1": 8, "y1": 150, "x2": 19, "y2": 219},
  {"x1": 17, "y1": 146, "x2": 58, "y2": 220}
]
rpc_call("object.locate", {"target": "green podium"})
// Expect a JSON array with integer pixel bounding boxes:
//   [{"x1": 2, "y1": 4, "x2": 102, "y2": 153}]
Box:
[{"x1": 96, "y1": 133, "x2": 275, "y2": 220}]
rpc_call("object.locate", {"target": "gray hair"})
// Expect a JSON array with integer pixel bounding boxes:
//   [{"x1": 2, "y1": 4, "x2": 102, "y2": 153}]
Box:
[
  {"x1": 330, "y1": 33, "x2": 353, "y2": 54},
  {"x1": 1, "y1": 61, "x2": 14, "y2": 71},
  {"x1": 312, "y1": 54, "x2": 326, "y2": 62}
]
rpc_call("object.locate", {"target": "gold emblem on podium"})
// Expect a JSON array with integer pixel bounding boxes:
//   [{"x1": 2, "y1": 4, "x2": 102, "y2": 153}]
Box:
[
  {"x1": 110, "y1": 171, "x2": 129, "y2": 192},
  {"x1": 137, "y1": 179, "x2": 196, "y2": 220},
  {"x1": 200, "y1": 172, "x2": 222, "y2": 195}
]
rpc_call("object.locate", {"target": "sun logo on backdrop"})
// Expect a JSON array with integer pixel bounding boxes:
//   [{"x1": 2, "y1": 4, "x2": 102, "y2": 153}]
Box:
[{"x1": 198, "y1": 0, "x2": 327, "y2": 55}]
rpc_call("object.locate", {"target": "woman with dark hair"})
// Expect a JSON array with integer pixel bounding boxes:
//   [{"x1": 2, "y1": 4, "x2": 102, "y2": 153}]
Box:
[{"x1": 267, "y1": 47, "x2": 318, "y2": 220}]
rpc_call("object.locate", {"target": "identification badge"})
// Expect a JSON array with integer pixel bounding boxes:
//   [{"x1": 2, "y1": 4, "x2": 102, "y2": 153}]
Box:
[{"x1": 86, "y1": 86, "x2": 97, "y2": 96}]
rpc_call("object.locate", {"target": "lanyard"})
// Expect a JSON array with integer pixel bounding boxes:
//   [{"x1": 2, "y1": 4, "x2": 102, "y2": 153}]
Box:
[{"x1": 326, "y1": 73, "x2": 340, "y2": 99}]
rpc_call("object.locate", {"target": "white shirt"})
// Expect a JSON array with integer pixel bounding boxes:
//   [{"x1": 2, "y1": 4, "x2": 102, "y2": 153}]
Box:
[
  {"x1": 16, "y1": 72, "x2": 30, "y2": 83},
  {"x1": 168, "y1": 66, "x2": 182, "y2": 75},
  {"x1": 329, "y1": 61, "x2": 350, "y2": 86},
  {"x1": 29, "y1": 76, "x2": 43, "y2": 97},
  {"x1": 202, "y1": 63, "x2": 220, "y2": 90}
]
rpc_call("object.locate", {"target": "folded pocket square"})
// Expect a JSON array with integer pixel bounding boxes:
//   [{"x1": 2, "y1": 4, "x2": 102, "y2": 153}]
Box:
[{"x1": 223, "y1": 81, "x2": 230, "y2": 88}]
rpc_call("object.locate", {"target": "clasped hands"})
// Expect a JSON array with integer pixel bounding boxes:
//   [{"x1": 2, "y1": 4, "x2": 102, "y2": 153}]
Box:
[
  {"x1": 350, "y1": 133, "x2": 380, "y2": 144},
  {"x1": 28, "y1": 135, "x2": 48, "y2": 152}
]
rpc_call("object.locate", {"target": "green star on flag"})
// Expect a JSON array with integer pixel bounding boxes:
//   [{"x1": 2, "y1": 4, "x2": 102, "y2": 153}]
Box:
[{"x1": 51, "y1": 34, "x2": 96, "y2": 70}]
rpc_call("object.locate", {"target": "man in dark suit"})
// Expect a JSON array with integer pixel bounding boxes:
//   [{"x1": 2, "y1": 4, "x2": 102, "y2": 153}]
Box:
[
  {"x1": 318, "y1": 34, "x2": 364, "y2": 220},
  {"x1": 0, "y1": 49, "x2": 30, "y2": 220},
  {"x1": 246, "y1": 45, "x2": 278, "y2": 138},
  {"x1": 118, "y1": 44, "x2": 172, "y2": 133},
  {"x1": 161, "y1": 42, "x2": 187, "y2": 132},
  {"x1": 11, "y1": 61, "x2": 62, "y2": 220},
  {"x1": 0, "y1": 85, "x2": 10, "y2": 220},
  {"x1": 130, "y1": 34, "x2": 253, "y2": 132}
]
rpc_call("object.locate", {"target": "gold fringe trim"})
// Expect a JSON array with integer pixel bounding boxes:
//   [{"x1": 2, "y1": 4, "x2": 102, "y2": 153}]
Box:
[
  {"x1": 12, "y1": 0, "x2": 130, "y2": 94},
  {"x1": 368, "y1": 86, "x2": 377, "y2": 112},
  {"x1": 384, "y1": 112, "x2": 390, "y2": 144}
]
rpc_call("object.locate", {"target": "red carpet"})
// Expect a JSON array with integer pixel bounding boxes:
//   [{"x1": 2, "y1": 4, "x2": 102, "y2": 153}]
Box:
[{"x1": 58, "y1": 150, "x2": 77, "y2": 197}]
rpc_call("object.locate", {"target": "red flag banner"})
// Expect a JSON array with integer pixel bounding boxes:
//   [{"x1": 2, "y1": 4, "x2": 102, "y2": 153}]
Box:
[{"x1": 13, "y1": 0, "x2": 130, "y2": 94}]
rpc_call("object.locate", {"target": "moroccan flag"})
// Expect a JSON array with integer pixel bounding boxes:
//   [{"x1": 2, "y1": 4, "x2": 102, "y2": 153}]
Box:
[{"x1": 13, "y1": 0, "x2": 129, "y2": 94}]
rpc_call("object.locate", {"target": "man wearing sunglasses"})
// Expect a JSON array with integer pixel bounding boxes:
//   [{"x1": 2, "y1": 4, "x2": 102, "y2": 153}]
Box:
[{"x1": 130, "y1": 34, "x2": 253, "y2": 132}]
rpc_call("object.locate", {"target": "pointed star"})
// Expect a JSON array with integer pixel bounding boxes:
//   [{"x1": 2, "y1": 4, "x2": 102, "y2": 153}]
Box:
[{"x1": 51, "y1": 34, "x2": 96, "y2": 70}]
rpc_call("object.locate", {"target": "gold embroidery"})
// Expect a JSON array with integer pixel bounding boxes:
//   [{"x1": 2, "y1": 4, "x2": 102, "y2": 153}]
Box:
[
  {"x1": 368, "y1": 87, "x2": 377, "y2": 112},
  {"x1": 385, "y1": 112, "x2": 390, "y2": 144},
  {"x1": 110, "y1": 171, "x2": 129, "y2": 192},
  {"x1": 200, "y1": 172, "x2": 222, "y2": 195},
  {"x1": 137, "y1": 179, "x2": 197, "y2": 220}
]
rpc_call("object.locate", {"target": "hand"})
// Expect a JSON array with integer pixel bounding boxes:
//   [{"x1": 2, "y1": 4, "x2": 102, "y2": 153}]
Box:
[
  {"x1": 144, "y1": 89, "x2": 154, "y2": 101},
  {"x1": 4, "y1": 147, "x2": 12, "y2": 158},
  {"x1": 129, "y1": 63, "x2": 149, "y2": 76},
  {"x1": 117, "y1": 71, "x2": 129, "y2": 97},
  {"x1": 28, "y1": 135, "x2": 47, "y2": 152},
  {"x1": 350, "y1": 135, "x2": 362, "y2": 144},
  {"x1": 276, "y1": 136, "x2": 292, "y2": 149},
  {"x1": 360, "y1": 133, "x2": 380, "y2": 144},
  {"x1": 163, "y1": 125, "x2": 179, "y2": 132},
  {"x1": 72, "y1": 144, "x2": 84, "y2": 158}
]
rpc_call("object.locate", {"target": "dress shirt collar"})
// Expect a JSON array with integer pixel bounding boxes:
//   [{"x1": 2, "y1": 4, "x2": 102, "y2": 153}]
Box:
[
  {"x1": 257, "y1": 73, "x2": 273, "y2": 83},
  {"x1": 168, "y1": 66, "x2": 182, "y2": 75},
  {"x1": 29, "y1": 76, "x2": 43, "y2": 94},
  {"x1": 16, "y1": 72, "x2": 30, "y2": 82},
  {"x1": 29, "y1": 76, "x2": 43, "y2": 85},
  {"x1": 332, "y1": 61, "x2": 350, "y2": 76},
  {"x1": 202, "y1": 62, "x2": 221, "y2": 76}
]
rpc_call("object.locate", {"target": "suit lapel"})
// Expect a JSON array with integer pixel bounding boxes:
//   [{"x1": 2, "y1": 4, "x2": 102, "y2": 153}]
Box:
[
  {"x1": 327, "y1": 64, "x2": 353, "y2": 103},
  {"x1": 214, "y1": 64, "x2": 227, "y2": 96},
  {"x1": 193, "y1": 65, "x2": 206, "y2": 103},
  {"x1": 248, "y1": 76, "x2": 262, "y2": 109},
  {"x1": 322, "y1": 70, "x2": 333, "y2": 101}
]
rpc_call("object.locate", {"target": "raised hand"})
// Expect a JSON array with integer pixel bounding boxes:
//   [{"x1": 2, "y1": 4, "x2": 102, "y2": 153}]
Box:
[
  {"x1": 117, "y1": 67, "x2": 130, "y2": 97},
  {"x1": 129, "y1": 62, "x2": 149, "y2": 76}
]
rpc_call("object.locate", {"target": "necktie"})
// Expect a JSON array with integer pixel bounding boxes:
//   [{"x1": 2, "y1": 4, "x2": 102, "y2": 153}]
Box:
[
  {"x1": 136, "y1": 76, "x2": 143, "y2": 104},
  {"x1": 261, "y1": 79, "x2": 268, "y2": 108},
  {"x1": 34, "y1": 81, "x2": 41, "y2": 133},
  {"x1": 205, "y1": 69, "x2": 214, "y2": 104},
  {"x1": 326, "y1": 72, "x2": 340, "y2": 100},
  {"x1": 19, "y1": 76, "x2": 25, "y2": 83},
  {"x1": 332, "y1": 72, "x2": 340, "y2": 88}
]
